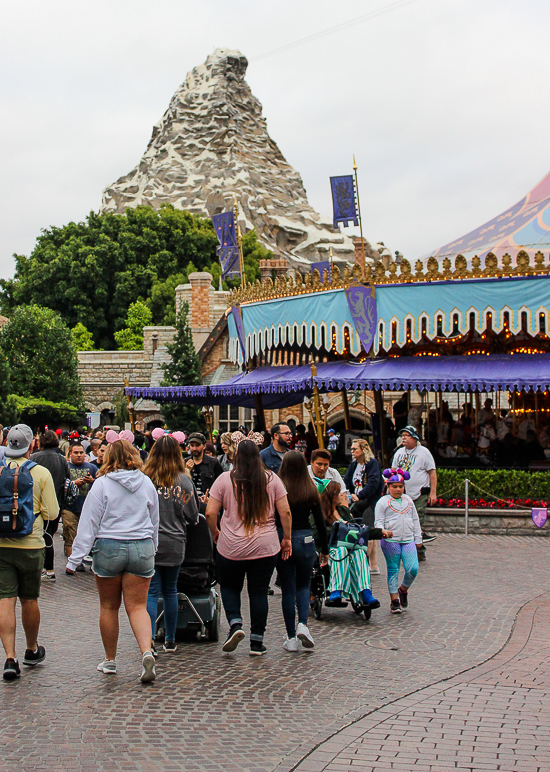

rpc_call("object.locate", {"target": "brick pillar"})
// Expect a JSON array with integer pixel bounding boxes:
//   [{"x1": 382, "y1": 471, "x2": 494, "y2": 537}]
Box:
[
  {"x1": 188, "y1": 272, "x2": 213, "y2": 350},
  {"x1": 354, "y1": 237, "x2": 368, "y2": 268},
  {"x1": 188, "y1": 273, "x2": 212, "y2": 329}
]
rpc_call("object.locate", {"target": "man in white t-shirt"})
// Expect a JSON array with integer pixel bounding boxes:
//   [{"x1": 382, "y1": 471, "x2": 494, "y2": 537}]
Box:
[
  {"x1": 307, "y1": 449, "x2": 349, "y2": 507},
  {"x1": 392, "y1": 425, "x2": 437, "y2": 562}
]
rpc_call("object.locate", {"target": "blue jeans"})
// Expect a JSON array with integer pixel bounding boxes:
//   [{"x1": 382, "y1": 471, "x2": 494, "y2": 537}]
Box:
[
  {"x1": 277, "y1": 529, "x2": 316, "y2": 638},
  {"x1": 146, "y1": 564, "x2": 181, "y2": 643},
  {"x1": 216, "y1": 553, "x2": 278, "y2": 642}
]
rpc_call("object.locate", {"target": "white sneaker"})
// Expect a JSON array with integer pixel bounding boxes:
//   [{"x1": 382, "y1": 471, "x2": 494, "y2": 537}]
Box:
[
  {"x1": 369, "y1": 567, "x2": 381, "y2": 575},
  {"x1": 283, "y1": 635, "x2": 299, "y2": 652},
  {"x1": 97, "y1": 659, "x2": 117, "y2": 674},
  {"x1": 140, "y1": 651, "x2": 156, "y2": 683},
  {"x1": 296, "y1": 623, "x2": 315, "y2": 649},
  {"x1": 41, "y1": 570, "x2": 56, "y2": 582}
]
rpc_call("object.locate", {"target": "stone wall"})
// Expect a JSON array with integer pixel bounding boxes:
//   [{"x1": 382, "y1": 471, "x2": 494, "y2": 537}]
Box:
[
  {"x1": 424, "y1": 507, "x2": 550, "y2": 537},
  {"x1": 78, "y1": 273, "x2": 229, "y2": 414},
  {"x1": 78, "y1": 350, "x2": 154, "y2": 410}
]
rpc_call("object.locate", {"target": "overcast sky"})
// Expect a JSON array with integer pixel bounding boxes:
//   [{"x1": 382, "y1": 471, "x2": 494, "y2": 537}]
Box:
[{"x1": 1, "y1": 0, "x2": 549, "y2": 279}]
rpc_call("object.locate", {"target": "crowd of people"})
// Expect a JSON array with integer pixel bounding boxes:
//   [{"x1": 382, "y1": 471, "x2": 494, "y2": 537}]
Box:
[
  {"x1": 0, "y1": 418, "x2": 436, "y2": 684},
  {"x1": 390, "y1": 392, "x2": 550, "y2": 469}
]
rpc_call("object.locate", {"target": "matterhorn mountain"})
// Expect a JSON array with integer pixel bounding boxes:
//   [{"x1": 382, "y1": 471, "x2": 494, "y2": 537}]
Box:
[{"x1": 101, "y1": 48, "x2": 358, "y2": 266}]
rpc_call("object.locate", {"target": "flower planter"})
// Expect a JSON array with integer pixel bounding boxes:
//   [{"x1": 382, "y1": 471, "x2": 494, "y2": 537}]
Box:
[{"x1": 424, "y1": 507, "x2": 550, "y2": 536}]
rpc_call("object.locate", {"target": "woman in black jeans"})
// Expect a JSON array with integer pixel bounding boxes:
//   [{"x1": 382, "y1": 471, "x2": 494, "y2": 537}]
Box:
[
  {"x1": 278, "y1": 451, "x2": 329, "y2": 652},
  {"x1": 205, "y1": 440, "x2": 292, "y2": 656}
]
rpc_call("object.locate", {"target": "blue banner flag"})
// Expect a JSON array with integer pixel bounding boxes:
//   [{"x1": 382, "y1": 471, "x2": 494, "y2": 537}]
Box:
[
  {"x1": 330, "y1": 175, "x2": 358, "y2": 228},
  {"x1": 212, "y1": 212, "x2": 240, "y2": 279}
]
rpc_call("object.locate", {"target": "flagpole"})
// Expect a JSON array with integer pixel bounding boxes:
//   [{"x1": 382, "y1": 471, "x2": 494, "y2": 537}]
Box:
[
  {"x1": 234, "y1": 194, "x2": 246, "y2": 288},
  {"x1": 353, "y1": 155, "x2": 366, "y2": 279}
]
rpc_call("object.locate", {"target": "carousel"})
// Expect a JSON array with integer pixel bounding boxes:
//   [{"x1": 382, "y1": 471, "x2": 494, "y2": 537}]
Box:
[{"x1": 127, "y1": 170, "x2": 550, "y2": 470}]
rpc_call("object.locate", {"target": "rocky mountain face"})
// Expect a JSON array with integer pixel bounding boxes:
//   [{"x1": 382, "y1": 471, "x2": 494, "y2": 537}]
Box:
[{"x1": 101, "y1": 48, "x2": 356, "y2": 267}]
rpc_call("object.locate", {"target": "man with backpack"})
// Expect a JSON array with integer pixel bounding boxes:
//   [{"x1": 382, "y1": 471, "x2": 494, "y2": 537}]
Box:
[{"x1": 0, "y1": 424, "x2": 59, "y2": 681}]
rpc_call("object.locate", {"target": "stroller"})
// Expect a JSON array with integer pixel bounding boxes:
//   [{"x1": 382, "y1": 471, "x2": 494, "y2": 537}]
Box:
[
  {"x1": 155, "y1": 514, "x2": 221, "y2": 642},
  {"x1": 310, "y1": 518, "x2": 379, "y2": 623}
]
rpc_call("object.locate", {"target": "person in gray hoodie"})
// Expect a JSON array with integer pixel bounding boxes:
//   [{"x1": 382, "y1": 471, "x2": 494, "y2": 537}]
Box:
[
  {"x1": 66, "y1": 431, "x2": 159, "y2": 683},
  {"x1": 143, "y1": 435, "x2": 199, "y2": 654}
]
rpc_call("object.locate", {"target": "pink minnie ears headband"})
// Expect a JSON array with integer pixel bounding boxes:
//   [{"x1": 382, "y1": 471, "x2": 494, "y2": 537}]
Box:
[
  {"x1": 105, "y1": 429, "x2": 135, "y2": 445},
  {"x1": 383, "y1": 468, "x2": 410, "y2": 483}
]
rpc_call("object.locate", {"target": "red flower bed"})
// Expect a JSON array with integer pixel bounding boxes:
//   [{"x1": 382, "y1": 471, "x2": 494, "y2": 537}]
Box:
[{"x1": 436, "y1": 497, "x2": 549, "y2": 509}]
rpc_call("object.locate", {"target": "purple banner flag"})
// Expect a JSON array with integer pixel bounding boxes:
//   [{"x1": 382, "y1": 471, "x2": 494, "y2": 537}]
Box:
[
  {"x1": 345, "y1": 285, "x2": 377, "y2": 354},
  {"x1": 330, "y1": 175, "x2": 358, "y2": 228},
  {"x1": 532, "y1": 507, "x2": 548, "y2": 528},
  {"x1": 231, "y1": 306, "x2": 247, "y2": 361},
  {"x1": 212, "y1": 212, "x2": 240, "y2": 279},
  {"x1": 310, "y1": 260, "x2": 331, "y2": 280}
]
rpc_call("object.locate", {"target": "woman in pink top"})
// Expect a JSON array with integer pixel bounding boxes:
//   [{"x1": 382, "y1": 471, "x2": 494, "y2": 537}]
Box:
[{"x1": 205, "y1": 440, "x2": 292, "y2": 656}]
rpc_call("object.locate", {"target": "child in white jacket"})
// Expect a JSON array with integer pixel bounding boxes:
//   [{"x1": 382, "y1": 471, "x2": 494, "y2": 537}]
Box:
[{"x1": 374, "y1": 468, "x2": 422, "y2": 614}]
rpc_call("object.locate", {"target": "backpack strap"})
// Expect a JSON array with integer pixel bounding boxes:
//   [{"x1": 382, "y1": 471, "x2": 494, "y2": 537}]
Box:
[{"x1": 11, "y1": 466, "x2": 20, "y2": 531}]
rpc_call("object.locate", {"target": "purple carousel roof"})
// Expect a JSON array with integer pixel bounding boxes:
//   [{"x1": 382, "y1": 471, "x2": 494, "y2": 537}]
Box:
[{"x1": 126, "y1": 354, "x2": 550, "y2": 406}]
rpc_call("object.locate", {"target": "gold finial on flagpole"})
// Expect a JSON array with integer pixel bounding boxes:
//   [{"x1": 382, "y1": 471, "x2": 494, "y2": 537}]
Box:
[
  {"x1": 353, "y1": 155, "x2": 366, "y2": 279},
  {"x1": 234, "y1": 193, "x2": 246, "y2": 288}
]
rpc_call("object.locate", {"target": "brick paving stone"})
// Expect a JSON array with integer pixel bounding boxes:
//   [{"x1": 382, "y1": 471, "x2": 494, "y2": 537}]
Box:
[
  {"x1": 295, "y1": 579, "x2": 550, "y2": 772},
  {"x1": 2, "y1": 534, "x2": 550, "y2": 772}
]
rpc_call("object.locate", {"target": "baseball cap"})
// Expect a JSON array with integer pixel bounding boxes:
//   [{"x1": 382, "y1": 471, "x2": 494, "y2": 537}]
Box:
[
  {"x1": 187, "y1": 432, "x2": 206, "y2": 445},
  {"x1": 327, "y1": 429, "x2": 335, "y2": 435},
  {"x1": 398, "y1": 425, "x2": 420, "y2": 440},
  {"x1": 5, "y1": 424, "x2": 34, "y2": 458}
]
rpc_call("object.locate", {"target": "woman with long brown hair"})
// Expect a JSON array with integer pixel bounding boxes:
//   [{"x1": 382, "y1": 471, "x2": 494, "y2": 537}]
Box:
[
  {"x1": 205, "y1": 440, "x2": 291, "y2": 656},
  {"x1": 143, "y1": 435, "x2": 198, "y2": 654},
  {"x1": 66, "y1": 431, "x2": 159, "y2": 682},
  {"x1": 217, "y1": 432, "x2": 236, "y2": 472},
  {"x1": 277, "y1": 451, "x2": 328, "y2": 652}
]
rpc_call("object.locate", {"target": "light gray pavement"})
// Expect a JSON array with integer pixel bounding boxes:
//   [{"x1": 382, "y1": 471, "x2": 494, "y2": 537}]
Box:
[{"x1": 1, "y1": 534, "x2": 549, "y2": 772}]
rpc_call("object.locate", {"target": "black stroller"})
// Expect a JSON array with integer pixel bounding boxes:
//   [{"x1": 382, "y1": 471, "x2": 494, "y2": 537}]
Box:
[{"x1": 155, "y1": 514, "x2": 221, "y2": 642}]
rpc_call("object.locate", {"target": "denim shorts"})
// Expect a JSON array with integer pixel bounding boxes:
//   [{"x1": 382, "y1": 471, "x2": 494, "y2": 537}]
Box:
[{"x1": 92, "y1": 538, "x2": 155, "y2": 579}]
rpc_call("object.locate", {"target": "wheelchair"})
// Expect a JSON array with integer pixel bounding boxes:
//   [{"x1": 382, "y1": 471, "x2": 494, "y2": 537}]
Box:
[{"x1": 309, "y1": 552, "x2": 373, "y2": 622}]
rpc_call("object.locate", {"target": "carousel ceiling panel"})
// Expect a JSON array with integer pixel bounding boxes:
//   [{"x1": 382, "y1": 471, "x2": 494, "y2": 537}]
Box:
[
  {"x1": 232, "y1": 289, "x2": 362, "y2": 362},
  {"x1": 375, "y1": 276, "x2": 550, "y2": 353}
]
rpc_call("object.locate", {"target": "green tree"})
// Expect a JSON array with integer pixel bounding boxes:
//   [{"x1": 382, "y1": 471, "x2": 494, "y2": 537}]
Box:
[
  {"x1": 114, "y1": 301, "x2": 153, "y2": 350},
  {"x1": 71, "y1": 322, "x2": 95, "y2": 351},
  {"x1": 0, "y1": 205, "x2": 271, "y2": 348},
  {"x1": 160, "y1": 302, "x2": 205, "y2": 432},
  {"x1": 0, "y1": 205, "x2": 218, "y2": 349},
  {"x1": 113, "y1": 389, "x2": 130, "y2": 428},
  {"x1": 0, "y1": 347, "x2": 15, "y2": 425},
  {"x1": 0, "y1": 305, "x2": 83, "y2": 407}
]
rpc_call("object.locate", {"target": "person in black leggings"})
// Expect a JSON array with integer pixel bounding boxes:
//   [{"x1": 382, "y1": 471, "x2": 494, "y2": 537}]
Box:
[{"x1": 278, "y1": 451, "x2": 329, "y2": 652}]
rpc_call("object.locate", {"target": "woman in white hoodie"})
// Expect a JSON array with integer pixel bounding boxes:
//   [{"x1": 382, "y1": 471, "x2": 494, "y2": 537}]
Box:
[{"x1": 66, "y1": 431, "x2": 159, "y2": 682}]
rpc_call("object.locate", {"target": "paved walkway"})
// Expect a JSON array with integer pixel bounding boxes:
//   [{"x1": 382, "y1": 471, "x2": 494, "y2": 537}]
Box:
[
  {"x1": 291, "y1": 590, "x2": 550, "y2": 772},
  {"x1": 1, "y1": 535, "x2": 549, "y2": 772}
]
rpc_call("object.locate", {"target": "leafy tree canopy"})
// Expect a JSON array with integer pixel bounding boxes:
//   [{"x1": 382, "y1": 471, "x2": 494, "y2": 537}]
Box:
[
  {"x1": 9, "y1": 396, "x2": 82, "y2": 430},
  {"x1": 1, "y1": 205, "x2": 270, "y2": 349},
  {"x1": 160, "y1": 302, "x2": 205, "y2": 433},
  {"x1": 71, "y1": 322, "x2": 95, "y2": 351},
  {"x1": 114, "y1": 300, "x2": 152, "y2": 350},
  {"x1": 0, "y1": 305, "x2": 83, "y2": 407}
]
